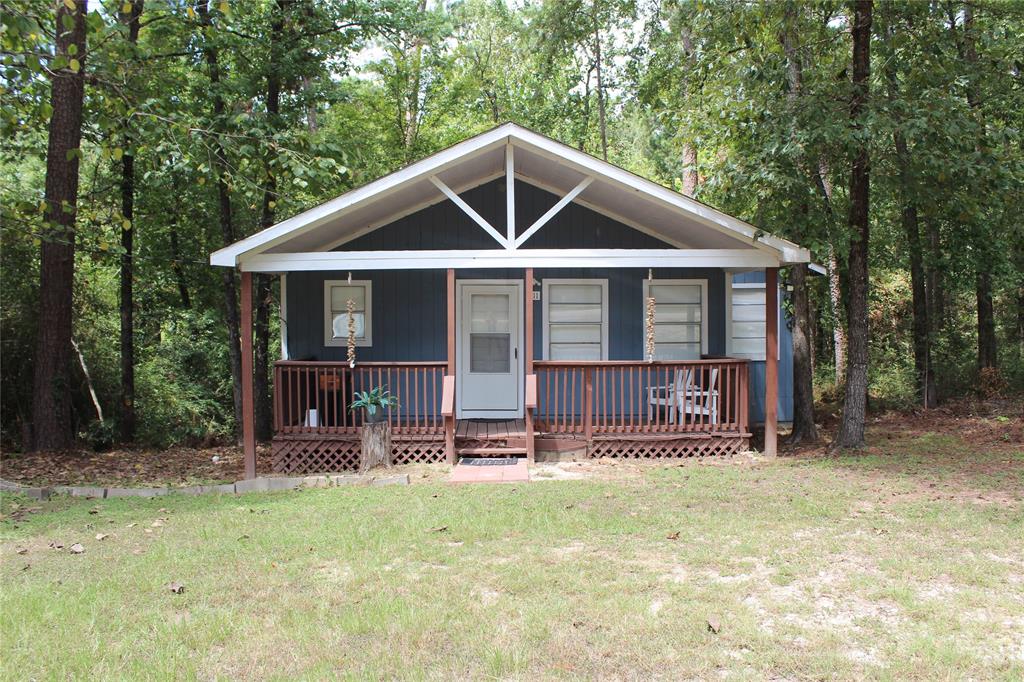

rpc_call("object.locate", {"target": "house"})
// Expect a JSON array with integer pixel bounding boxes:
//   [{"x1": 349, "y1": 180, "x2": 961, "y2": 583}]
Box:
[{"x1": 210, "y1": 123, "x2": 810, "y2": 477}]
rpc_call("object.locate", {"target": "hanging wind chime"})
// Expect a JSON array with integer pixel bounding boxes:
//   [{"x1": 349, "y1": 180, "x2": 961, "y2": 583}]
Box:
[
  {"x1": 645, "y1": 269, "x2": 656, "y2": 362},
  {"x1": 346, "y1": 272, "x2": 356, "y2": 368}
]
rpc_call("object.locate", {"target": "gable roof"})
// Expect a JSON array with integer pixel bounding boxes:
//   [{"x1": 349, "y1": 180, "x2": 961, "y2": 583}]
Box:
[{"x1": 210, "y1": 122, "x2": 810, "y2": 267}]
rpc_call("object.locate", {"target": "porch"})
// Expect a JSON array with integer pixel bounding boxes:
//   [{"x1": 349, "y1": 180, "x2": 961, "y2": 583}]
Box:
[{"x1": 270, "y1": 355, "x2": 751, "y2": 473}]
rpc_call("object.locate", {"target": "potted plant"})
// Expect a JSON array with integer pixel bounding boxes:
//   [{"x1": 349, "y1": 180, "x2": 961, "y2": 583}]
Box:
[
  {"x1": 350, "y1": 386, "x2": 399, "y2": 424},
  {"x1": 351, "y1": 387, "x2": 399, "y2": 470}
]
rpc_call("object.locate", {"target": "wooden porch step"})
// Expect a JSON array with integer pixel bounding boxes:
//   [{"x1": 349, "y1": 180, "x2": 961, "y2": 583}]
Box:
[{"x1": 456, "y1": 447, "x2": 527, "y2": 456}]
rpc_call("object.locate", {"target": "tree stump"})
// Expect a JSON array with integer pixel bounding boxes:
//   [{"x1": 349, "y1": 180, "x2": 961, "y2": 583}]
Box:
[{"x1": 360, "y1": 419, "x2": 392, "y2": 471}]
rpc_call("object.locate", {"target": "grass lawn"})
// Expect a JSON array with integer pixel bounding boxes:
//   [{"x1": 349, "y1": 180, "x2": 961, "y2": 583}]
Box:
[{"x1": 2, "y1": 414, "x2": 1022, "y2": 679}]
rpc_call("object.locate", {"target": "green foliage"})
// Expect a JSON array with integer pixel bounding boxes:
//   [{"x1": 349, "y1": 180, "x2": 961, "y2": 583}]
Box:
[
  {"x1": 350, "y1": 387, "x2": 399, "y2": 416},
  {"x1": 1, "y1": 0, "x2": 1022, "y2": 451},
  {"x1": 132, "y1": 310, "x2": 236, "y2": 448}
]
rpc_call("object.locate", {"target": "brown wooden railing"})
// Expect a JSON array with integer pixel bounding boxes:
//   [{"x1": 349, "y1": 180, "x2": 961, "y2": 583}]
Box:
[
  {"x1": 532, "y1": 359, "x2": 749, "y2": 437},
  {"x1": 274, "y1": 361, "x2": 447, "y2": 436},
  {"x1": 441, "y1": 375, "x2": 456, "y2": 463}
]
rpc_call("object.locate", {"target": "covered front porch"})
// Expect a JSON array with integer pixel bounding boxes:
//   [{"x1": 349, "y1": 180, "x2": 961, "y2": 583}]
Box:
[{"x1": 267, "y1": 262, "x2": 759, "y2": 472}]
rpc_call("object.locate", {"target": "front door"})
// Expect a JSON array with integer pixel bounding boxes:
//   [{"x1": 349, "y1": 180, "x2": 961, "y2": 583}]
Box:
[{"x1": 457, "y1": 281, "x2": 523, "y2": 418}]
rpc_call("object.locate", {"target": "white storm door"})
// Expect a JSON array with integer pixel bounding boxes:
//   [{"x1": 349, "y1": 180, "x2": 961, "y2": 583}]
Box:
[{"x1": 457, "y1": 282, "x2": 522, "y2": 418}]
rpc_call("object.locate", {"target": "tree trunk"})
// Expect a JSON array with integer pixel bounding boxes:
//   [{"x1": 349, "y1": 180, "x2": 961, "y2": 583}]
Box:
[
  {"x1": 1017, "y1": 280, "x2": 1024, "y2": 362},
  {"x1": 812, "y1": 158, "x2": 847, "y2": 381},
  {"x1": 197, "y1": 0, "x2": 243, "y2": 437},
  {"x1": 827, "y1": 244, "x2": 846, "y2": 381},
  {"x1": 779, "y1": 5, "x2": 817, "y2": 443},
  {"x1": 30, "y1": 0, "x2": 88, "y2": 452},
  {"x1": 301, "y1": 75, "x2": 318, "y2": 132},
  {"x1": 926, "y1": 218, "x2": 944, "y2": 332},
  {"x1": 900, "y1": 171, "x2": 935, "y2": 404},
  {"x1": 977, "y1": 271, "x2": 998, "y2": 369},
  {"x1": 254, "y1": 0, "x2": 288, "y2": 442},
  {"x1": 168, "y1": 224, "x2": 191, "y2": 308},
  {"x1": 789, "y1": 264, "x2": 819, "y2": 443},
  {"x1": 401, "y1": 0, "x2": 428, "y2": 159},
  {"x1": 360, "y1": 420, "x2": 392, "y2": 471},
  {"x1": 834, "y1": 0, "x2": 872, "y2": 449},
  {"x1": 119, "y1": 0, "x2": 143, "y2": 443},
  {"x1": 679, "y1": 27, "x2": 698, "y2": 196},
  {"x1": 681, "y1": 144, "x2": 698, "y2": 196},
  {"x1": 962, "y1": 3, "x2": 998, "y2": 371},
  {"x1": 592, "y1": 0, "x2": 608, "y2": 161},
  {"x1": 254, "y1": 276, "x2": 272, "y2": 440},
  {"x1": 883, "y1": 11, "x2": 935, "y2": 408}
]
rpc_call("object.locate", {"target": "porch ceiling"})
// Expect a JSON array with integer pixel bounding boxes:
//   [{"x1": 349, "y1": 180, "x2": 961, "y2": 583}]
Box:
[{"x1": 210, "y1": 123, "x2": 810, "y2": 268}]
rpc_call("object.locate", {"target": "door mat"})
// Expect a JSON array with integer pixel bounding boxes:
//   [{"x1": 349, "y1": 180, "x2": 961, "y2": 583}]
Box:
[{"x1": 458, "y1": 458, "x2": 521, "y2": 466}]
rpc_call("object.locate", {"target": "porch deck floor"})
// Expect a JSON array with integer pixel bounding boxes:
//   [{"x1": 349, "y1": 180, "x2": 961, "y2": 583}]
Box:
[{"x1": 455, "y1": 419, "x2": 527, "y2": 441}]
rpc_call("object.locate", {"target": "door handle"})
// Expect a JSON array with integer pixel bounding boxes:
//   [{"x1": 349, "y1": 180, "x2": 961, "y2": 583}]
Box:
[{"x1": 514, "y1": 347, "x2": 518, "y2": 359}]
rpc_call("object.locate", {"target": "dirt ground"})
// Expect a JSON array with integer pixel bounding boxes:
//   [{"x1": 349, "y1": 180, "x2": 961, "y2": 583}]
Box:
[{"x1": 2, "y1": 398, "x2": 1021, "y2": 494}]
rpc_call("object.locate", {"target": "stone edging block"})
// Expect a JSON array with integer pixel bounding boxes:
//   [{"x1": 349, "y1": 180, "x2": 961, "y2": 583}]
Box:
[{"x1": 0, "y1": 472, "x2": 409, "y2": 501}]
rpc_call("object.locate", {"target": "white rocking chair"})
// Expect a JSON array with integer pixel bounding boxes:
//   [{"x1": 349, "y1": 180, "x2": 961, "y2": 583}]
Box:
[
  {"x1": 646, "y1": 367, "x2": 720, "y2": 425},
  {"x1": 679, "y1": 367, "x2": 719, "y2": 425}
]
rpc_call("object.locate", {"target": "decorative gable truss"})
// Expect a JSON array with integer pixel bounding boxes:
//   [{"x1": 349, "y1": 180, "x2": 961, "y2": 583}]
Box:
[{"x1": 211, "y1": 123, "x2": 811, "y2": 273}]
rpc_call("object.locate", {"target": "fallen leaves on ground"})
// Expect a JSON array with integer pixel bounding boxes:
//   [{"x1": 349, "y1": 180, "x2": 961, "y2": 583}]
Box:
[
  {"x1": 69, "y1": 544, "x2": 85, "y2": 554},
  {"x1": 0, "y1": 444, "x2": 274, "y2": 488}
]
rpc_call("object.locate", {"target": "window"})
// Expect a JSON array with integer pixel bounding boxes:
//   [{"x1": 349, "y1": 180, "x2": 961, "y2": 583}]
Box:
[
  {"x1": 543, "y1": 279, "x2": 608, "y2": 360},
  {"x1": 642, "y1": 279, "x2": 707, "y2": 360},
  {"x1": 727, "y1": 282, "x2": 767, "y2": 360},
  {"x1": 324, "y1": 280, "x2": 372, "y2": 347}
]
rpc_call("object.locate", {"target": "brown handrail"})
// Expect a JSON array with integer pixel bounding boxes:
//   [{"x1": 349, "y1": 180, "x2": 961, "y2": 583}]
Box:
[
  {"x1": 275, "y1": 360, "x2": 447, "y2": 367},
  {"x1": 533, "y1": 358, "x2": 749, "y2": 367},
  {"x1": 273, "y1": 361, "x2": 447, "y2": 437},
  {"x1": 533, "y1": 359, "x2": 749, "y2": 437}
]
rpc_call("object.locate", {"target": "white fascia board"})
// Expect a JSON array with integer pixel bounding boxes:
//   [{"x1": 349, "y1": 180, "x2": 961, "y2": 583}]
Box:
[
  {"x1": 209, "y1": 126, "x2": 515, "y2": 267},
  {"x1": 240, "y1": 248, "x2": 779, "y2": 272},
  {"x1": 506, "y1": 128, "x2": 810, "y2": 264}
]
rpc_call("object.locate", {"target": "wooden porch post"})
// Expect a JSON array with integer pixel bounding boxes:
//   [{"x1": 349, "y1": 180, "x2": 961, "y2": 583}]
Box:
[
  {"x1": 764, "y1": 267, "x2": 779, "y2": 457},
  {"x1": 447, "y1": 268, "x2": 456, "y2": 375},
  {"x1": 445, "y1": 268, "x2": 456, "y2": 464},
  {"x1": 524, "y1": 268, "x2": 535, "y2": 463},
  {"x1": 524, "y1": 268, "x2": 534, "y2": 376},
  {"x1": 240, "y1": 270, "x2": 257, "y2": 478}
]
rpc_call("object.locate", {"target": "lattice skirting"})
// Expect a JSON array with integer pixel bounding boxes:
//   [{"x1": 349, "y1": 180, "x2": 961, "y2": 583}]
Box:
[
  {"x1": 588, "y1": 435, "x2": 749, "y2": 459},
  {"x1": 392, "y1": 437, "x2": 445, "y2": 465},
  {"x1": 272, "y1": 435, "x2": 445, "y2": 474}
]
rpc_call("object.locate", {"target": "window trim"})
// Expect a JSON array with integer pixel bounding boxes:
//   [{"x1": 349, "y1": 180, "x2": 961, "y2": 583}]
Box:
[
  {"x1": 323, "y1": 279, "x2": 373, "y2": 347},
  {"x1": 542, "y1": 278, "x2": 609, "y2": 361},
  {"x1": 642, "y1": 278, "x2": 708, "y2": 359}
]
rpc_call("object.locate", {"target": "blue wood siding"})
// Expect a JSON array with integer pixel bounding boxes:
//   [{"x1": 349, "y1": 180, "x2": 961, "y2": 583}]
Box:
[
  {"x1": 283, "y1": 177, "x2": 793, "y2": 423},
  {"x1": 733, "y1": 271, "x2": 794, "y2": 424}
]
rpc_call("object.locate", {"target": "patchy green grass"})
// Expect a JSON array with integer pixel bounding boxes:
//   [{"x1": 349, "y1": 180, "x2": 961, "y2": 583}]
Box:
[{"x1": 2, "y1": 430, "x2": 1022, "y2": 679}]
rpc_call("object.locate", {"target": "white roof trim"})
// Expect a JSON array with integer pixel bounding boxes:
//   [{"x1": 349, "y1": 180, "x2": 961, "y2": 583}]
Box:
[
  {"x1": 210, "y1": 127, "x2": 510, "y2": 266},
  {"x1": 210, "y1": 123, "x2": 810, "y2": 267},
  {"x1": 240, "y1": 248, "x2": 779, "y2": 272}
]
